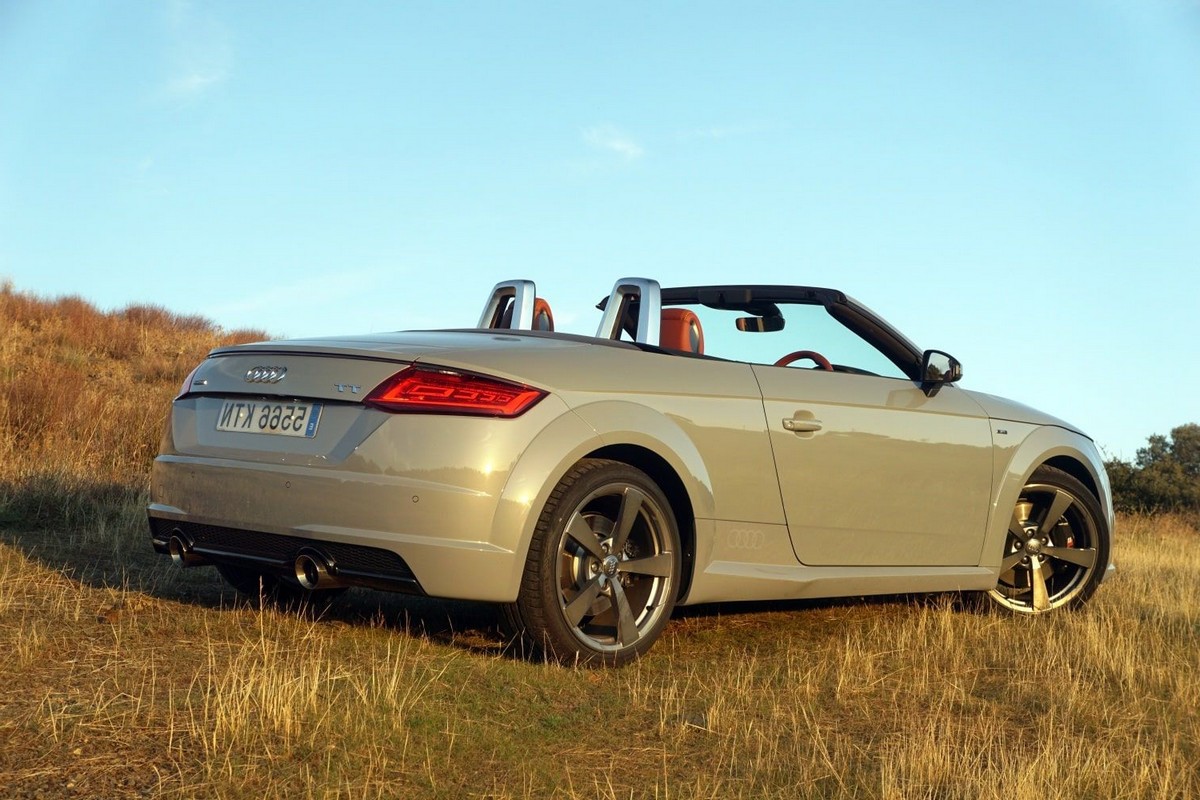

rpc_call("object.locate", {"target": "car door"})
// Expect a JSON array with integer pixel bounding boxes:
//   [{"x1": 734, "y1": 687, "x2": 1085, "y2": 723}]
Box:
[{"x1": 753, "y1": 366, "x2": 994, "y2": 566}]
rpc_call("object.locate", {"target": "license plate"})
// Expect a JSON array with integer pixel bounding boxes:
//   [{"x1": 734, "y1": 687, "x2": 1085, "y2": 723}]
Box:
[{"x1": 215, "y1": 400, "x2": 322, "y2": 438}]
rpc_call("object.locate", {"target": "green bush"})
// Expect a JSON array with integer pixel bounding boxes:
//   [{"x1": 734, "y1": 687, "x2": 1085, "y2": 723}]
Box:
[{"x1": 1106, "y1": 423, "x2": 1200, "y2": 513}]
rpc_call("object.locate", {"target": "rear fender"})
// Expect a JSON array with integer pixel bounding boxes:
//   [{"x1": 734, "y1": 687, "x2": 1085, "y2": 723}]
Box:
[{"x1": 489, "y1": 400, "x2": 715, "y2": 601}]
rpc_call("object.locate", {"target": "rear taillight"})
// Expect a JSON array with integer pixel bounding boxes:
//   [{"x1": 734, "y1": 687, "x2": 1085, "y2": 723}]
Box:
[
  {"x1": 364, "y1": 366, "x2": 546, "y2": 417},
  {"x1": 175, "y1": 365, "x2": 201, "y2": 399}
]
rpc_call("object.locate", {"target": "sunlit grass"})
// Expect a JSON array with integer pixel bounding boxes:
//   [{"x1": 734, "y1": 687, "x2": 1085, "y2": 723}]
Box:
[
  {"x1": 2, "y1": 282, "x2": 1197, "y2": 797},
  {"x1": 0, "y1": 282, "x2": 264, "y2": 530},
  {"x1": 2, "y1": 514, "x2": 1197, "y2": 798}
]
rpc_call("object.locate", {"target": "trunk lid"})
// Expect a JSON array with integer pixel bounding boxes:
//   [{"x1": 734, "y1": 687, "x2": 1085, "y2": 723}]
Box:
[{"x1": 195, "y1": 329, "x2": 601, "y2": 400}]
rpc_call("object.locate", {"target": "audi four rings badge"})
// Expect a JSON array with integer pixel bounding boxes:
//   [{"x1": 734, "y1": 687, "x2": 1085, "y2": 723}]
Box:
[{"x1": 244, "y1": 366, "x2": 287, "y2": 383}]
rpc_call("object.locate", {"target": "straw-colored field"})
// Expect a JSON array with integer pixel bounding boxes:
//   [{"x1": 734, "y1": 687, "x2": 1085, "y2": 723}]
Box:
[
  {"x1": 2, "y1": 513, "x2": 1196, "y2": 799},
  {"x1": 2, "y1": 284, "x2": 1197, "y2": 798}
]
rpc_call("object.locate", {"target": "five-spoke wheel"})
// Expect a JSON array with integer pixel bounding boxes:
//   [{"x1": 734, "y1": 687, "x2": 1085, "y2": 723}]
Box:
[
  {"x1": 985, "y1": 465, "x2": 1108, "y2": 613},
  {"x1": 505, "y1": 459, "x2": 681, "y2": 666}
]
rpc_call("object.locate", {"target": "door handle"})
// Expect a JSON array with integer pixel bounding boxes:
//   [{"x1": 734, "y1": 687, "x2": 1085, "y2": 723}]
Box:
[{"x1": 782, "y1": 418, "x2": 822, "y2": 433}]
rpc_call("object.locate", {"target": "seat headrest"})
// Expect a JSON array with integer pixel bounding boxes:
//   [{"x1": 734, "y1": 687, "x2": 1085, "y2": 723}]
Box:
[
  {"x1": 498, "y1": 297, "x2": 554, "y2": 331},
  {"x1": 660, "y1": 308, "x2": 703, "y2": 354},
  {"x1": 533, "y1": 298, "x2": 554, "y2": 332}
]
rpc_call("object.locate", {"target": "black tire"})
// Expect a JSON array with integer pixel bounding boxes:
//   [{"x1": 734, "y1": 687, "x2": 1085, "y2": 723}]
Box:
[
  {"x1": 502, "y1": 459, "x2": 682, "y2": 666},
  {"x1": 215, "y1": 562, "x2": 345, "y2": 613},
  {"x1": 982, "y1": 465, "x2": 1109, "y2": 613}
]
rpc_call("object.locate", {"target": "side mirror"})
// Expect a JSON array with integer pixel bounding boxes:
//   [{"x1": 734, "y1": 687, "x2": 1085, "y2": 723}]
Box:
[{"x1": 920, "y1": 350, "x2": 962, "y2": 396}]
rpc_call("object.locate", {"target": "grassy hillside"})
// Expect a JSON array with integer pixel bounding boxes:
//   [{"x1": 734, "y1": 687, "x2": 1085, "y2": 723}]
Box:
[
  {"x1": 1, "y1": 282, "x2": 1197, "y2": 799},
  {"x1": 0, "y1": 281, "x2": 265, "y2": 528}
]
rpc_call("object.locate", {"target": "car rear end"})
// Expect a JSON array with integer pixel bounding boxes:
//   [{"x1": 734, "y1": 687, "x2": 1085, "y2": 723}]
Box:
[{"x1": 148, "y1": 332, "x2": 572, "y2": 602}]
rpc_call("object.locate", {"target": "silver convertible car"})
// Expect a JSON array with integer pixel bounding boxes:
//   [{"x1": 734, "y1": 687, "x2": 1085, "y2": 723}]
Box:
[{"x1": 149, "y1": 278, "x2": 1113, "y2": 665}]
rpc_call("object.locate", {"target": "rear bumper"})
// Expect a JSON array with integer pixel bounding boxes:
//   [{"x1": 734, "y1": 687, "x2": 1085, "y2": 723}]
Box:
[
  {"x1": 149, "y1": 516, "x2": 426, "y2": 595},
  {"x1": 148, "y1": 454, "x2": 525, "y2": 602}
]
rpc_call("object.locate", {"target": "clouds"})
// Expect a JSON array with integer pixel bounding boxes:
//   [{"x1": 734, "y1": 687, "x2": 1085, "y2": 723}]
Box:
[
  {"x1": 165, "y1": 67, "x2": 229, "y2": 98},
  {"x1": 679, "y1": 122, "x2": 773, "y2": 141},
  {"x1": 583, "y1": 125, "x2": 645, "y2": 160},
  {"x1": 161, "y1": 0, "x2": 232, "y2": 100},
  {"x1": 579, "y1": 120, "x2": 769, "y2": 164}
]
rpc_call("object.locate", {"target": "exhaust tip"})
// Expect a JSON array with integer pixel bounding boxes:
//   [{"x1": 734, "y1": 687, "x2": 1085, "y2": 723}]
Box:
[
  {"x1": 168, "y1": 532, "x2": 205, "y2": 568},
  {"x1": 294, "y1": 551, "x2": 330, "y2": 590}
]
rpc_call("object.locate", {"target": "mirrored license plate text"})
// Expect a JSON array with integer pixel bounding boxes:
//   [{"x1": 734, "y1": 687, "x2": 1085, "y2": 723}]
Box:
[{"x1": 216, "y1": 401, "x2": 321, "y2": 438}]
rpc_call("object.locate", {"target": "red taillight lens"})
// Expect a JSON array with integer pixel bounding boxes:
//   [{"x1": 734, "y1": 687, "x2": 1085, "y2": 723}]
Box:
[{"x1": 364, "y1": 366, "x2": 546, "y2": 417}]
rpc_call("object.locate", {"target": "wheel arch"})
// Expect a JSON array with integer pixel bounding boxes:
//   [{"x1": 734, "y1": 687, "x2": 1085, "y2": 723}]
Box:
[
  {"x1": 585, "y1": 443, "x2": 697, "y2": 602},
  {"x1": 1042, "y1": 454, "x2": 1100, "y2": 500},
  {"x1": 491, "y1": 400, "x2": 715, "y2": 603},
  {"x1": 980, "y1": 424, "x2": 1114, "y2": 573}
]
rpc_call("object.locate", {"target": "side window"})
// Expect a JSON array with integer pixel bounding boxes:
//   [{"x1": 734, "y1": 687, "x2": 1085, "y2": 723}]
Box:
[{"x1": 680, "y1": 303, "x2": 908, "y2": 379}]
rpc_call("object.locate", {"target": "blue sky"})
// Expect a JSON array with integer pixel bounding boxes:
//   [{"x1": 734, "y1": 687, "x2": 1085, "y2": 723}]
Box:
[{"x1": 2, "y1": 1, "x2": 1198, "y2": 460}]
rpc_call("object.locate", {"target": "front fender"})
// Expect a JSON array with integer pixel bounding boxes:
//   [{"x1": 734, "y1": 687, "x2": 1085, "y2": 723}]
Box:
[{"x1": 980, "y1": 423, "x2": 1113, "y2": 572}]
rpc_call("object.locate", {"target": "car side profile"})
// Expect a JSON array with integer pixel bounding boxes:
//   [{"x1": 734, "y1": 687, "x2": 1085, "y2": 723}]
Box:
[{"x1": 148, "y1": 278, "x2": 1113, "y2": 665}]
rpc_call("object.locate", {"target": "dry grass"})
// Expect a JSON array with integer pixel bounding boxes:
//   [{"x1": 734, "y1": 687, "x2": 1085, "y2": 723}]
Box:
[
  {"x1": 1, "y1": 282, "x2": 1198, "y2": 798},
  {"x1": 0, "y1": 282, "x2": 265, "y2": 529},
  {"x1": 2, "y1": 515, "x2": 1197, "y2": 798}
]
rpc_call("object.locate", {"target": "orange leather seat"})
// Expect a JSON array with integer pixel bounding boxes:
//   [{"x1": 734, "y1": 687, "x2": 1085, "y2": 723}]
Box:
[
  {"x1": 499, "y1": 297, "x2": 554, "y2": 331},
  {"x1": 660, "y1": 308, "x2": 703, "y2": 354},
  {"x1": 532, "y1": 298, "x2": 554, "y2": 332}
]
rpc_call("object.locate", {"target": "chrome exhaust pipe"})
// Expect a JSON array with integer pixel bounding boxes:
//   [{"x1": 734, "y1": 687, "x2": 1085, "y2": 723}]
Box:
[
  {"x1": 294, "y1": 550, "x2": 336, "y2": 590},
  {"x1": 167, "y1": 532, "x2": 207, "y2": 568}
]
